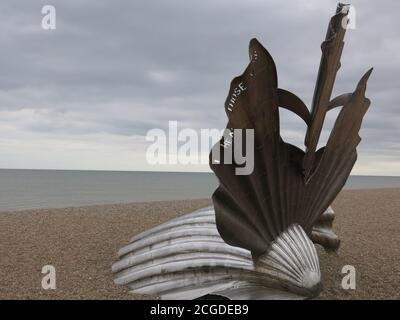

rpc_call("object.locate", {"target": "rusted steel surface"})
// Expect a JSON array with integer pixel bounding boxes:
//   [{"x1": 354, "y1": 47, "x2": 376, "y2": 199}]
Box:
[{"x1": 209, "y1": 3, "x2": 372, "y2": 259}]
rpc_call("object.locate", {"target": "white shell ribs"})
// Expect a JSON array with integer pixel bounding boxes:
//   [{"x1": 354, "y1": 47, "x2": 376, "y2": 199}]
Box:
[{"x1": 112, "y1": 206, "x2": 322, "y2": 299}]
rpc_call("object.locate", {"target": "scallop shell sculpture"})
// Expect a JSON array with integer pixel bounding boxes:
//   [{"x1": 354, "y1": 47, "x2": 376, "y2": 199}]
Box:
[{"x1": 112, "y1": 3, "x2": 371, "y2": 299}]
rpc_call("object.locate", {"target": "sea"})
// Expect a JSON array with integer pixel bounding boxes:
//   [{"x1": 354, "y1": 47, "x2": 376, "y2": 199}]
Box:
[{"x1": 1, "y1": 169, "x2": 400, "y2": 212}]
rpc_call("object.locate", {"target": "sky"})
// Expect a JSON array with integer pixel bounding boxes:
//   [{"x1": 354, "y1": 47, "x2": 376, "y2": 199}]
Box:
[{"x1": 0, "y1": 0, "x2": 399, "y2": 175}]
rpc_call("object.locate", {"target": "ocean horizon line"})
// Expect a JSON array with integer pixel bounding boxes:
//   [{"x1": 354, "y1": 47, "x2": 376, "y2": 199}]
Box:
[
  {"x1": 1, "y1": 169, "x2": 400, "y2": 212},
  {"x1": 0, "y1": 168, "x2": 399, "y2": 178}
]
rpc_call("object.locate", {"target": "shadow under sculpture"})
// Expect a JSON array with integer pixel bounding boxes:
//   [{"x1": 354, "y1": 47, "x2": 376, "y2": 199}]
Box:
[{"x1": 112, "y1": 3, "x2": 372, "y2": 299}]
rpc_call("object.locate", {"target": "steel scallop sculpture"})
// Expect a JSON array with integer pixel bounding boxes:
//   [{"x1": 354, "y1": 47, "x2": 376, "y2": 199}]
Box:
[{"x1": 112, "y1": 3, "x2": 372, "y2": 299}]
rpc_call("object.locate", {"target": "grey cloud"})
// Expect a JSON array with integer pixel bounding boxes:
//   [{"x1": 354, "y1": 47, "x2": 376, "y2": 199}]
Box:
[{"x1": 0, "y1": 0, "x2": 398, "y2": 172}]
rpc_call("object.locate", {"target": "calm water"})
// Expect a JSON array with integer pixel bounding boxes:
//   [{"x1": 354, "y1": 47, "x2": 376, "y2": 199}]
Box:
[{"x1": 0, "y1": 169, "x2": 400, "y2": 212}]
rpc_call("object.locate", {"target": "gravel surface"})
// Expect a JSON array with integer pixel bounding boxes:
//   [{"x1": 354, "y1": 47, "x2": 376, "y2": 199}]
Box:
[{"x1": 0, "y1": 189, "x2": 399, "y2": 299}]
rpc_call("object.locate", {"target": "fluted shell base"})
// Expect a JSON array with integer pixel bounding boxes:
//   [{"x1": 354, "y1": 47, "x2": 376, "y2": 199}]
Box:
[
  {"x1": 255, "y1": 224, "x2": 321, "y2": 297},
  {"x1": 112, "y1": 206, "x2": 322, "y2": 299}
]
